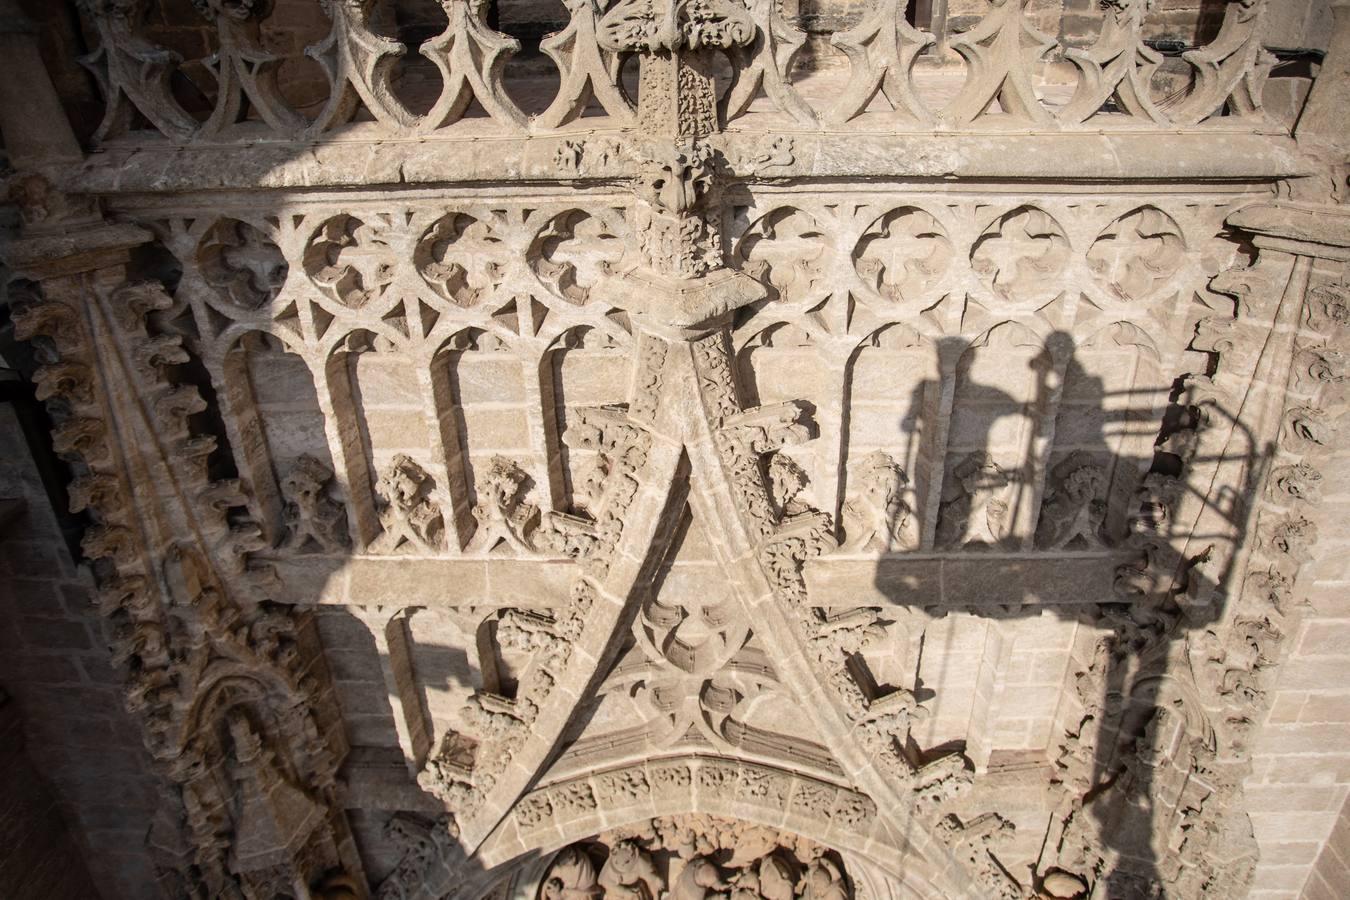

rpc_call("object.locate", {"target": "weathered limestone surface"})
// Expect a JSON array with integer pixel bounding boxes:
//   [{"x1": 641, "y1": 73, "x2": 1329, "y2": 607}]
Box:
[{"x1": 0, "y1": 1, "x2": 1348, "y2": 899}]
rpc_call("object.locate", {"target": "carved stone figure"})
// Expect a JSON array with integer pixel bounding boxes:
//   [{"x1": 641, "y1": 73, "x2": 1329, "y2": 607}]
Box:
[
  {"x1": 281, "y1": 454, "x2": 347, "y2": 552},
  {"x1": 597, "y1": 840, "x2": 662, "y2": 900},
  {"x1": 840, "y1": 451, "x2": 917, "y2": 552},
  {"x1": 542, "y1": 846, "x2": 603, "y2": 900},
  {"x1": 5, "y1": 2, "x2": 1346, "y2": 898},
  {"x1": 800, "y1": 858, "x2": 849, "y2": 900},
  {"x1": 673, "y1": 857, "x2": 729, "y2": 900},
  {"x1": 467, "y1": 455, "x2": 540, "y2": 553},
  {"x1": 633, "y1": 139, "x2": 722, "y2": 278},
  {"x1": 1034, "y1": 453, "x2": 1106, "y2": 549},
  {"x1": 936, "y1": 453, "x2": 1012, "y2": 549},
  {"x1": 374, "y1": 455, "x2": 446, "y2": 552},
  {"x1": 767, "y1": 453, "x2": 808, "y2": 518}
]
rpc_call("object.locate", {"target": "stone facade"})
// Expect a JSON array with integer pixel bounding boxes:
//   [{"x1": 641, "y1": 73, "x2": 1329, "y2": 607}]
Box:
[{"x1": 0, "y1": 0, "x2": 1348, "y2": 899}]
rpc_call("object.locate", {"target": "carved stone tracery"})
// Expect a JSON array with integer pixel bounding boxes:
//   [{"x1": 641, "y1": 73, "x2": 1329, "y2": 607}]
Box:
[{"x1": 3, "y1": 2, "x2": 1347, "y2": 899}]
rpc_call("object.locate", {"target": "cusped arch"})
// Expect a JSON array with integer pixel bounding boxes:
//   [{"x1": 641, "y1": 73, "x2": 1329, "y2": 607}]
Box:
[
  {"x1": 213, "y1": 327, "x2": 334, "y2": 545},
  {"x1": 736, "y1": 319, "x2": 823, "y2": 410},
  {"x1": 543, "y1": 324, "x2": 633, "y2": 511}
]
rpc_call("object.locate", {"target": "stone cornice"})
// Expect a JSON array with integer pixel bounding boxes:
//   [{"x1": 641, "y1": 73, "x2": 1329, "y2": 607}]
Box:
[{"x1": 67, "y1": 130, "x2": 1312, "y2": 196}]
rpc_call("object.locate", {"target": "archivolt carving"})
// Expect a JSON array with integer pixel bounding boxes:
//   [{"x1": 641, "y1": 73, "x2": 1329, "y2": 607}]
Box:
[
  {"x1": 11, "y1": 271, "x2": 360, "y2": 895},
  {"x1": 9, "y1": 3, "x2": 1343, "y2": 893}
]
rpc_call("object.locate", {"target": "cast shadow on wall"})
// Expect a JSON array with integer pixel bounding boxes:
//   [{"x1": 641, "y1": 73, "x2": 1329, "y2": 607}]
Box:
[{"x1": 857, "y1": 331, "x2": 1267, "y2": 898}]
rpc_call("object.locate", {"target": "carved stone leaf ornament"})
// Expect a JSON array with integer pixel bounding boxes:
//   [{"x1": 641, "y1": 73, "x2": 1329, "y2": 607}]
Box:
[
  {"x1": 305, "y1": 214, "x2": 397, "y2": 309},
  {"x1": 8, "y1": 264, "x2": 364, "y2": 897},
  {"x1": 77, "y1": 0, "x2": 202, "y2": 143},
  {"x1": 419, "y1": 0, "x2": 529, "y2": 130},
  {"x1": 827, "y1": 0, "x2": 935, "y2": 125},
  {"x1": 531, "y1": 210, "x2": 628, "y2": 304}
]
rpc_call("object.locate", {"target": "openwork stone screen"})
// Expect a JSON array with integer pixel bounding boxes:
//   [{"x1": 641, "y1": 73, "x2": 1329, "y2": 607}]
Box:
[{"x1": 0, "y1": 0, "x2": 1348, "y2": 898}]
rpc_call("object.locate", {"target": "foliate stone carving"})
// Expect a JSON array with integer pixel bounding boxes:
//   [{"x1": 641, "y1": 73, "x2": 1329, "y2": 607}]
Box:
[
  {"x1": 945, "y1": 0, "x2": 1057, "y2": 126},
  {"x1": 1167, "y1": 0, "x2": 1273, "y2": 125},
  {"x1": 714, "y1": 399, "x2": 813, "y2": 539},
  {"x1": 1087, "y1": 206, "x2": 1187, "y2": 303},
  {"x1": 306, "y1": 0, "x2": 415, "y2": 133},
  {"x1": 191, "y1": 0, "x2": 307, "y2": 137},
  {"x1": 597, "y1": 0, "x2": 754, "y2": 54},
  {"x1": 1059, "y1": 0, "x2": 1162, "y2": 124},
  {"x1": 535, "y1": 405, "x2": 652, "y2": 575},
  {"x1": 373, "y1": 455, "x2": 446, "y2": 552},
  {"x1": 531, "y1": 210, "x2": 627, "y2": 304},
  {"x1": 419, "y1": 0, "x2": 528, "y2": 130},
  {"x1": 376, "y1": 813, "x2": 461, "y2": 900},
  {"x1": 840, "y1": 451, "x2": 918, "y2": 553},
  {"x1": 854, "y1": 207, "x2": 951, "y2": 303},
  {"x1": 936, "y1": 452, "x2": 1012, "y2": 550},
  {"x1": 827, "y1": 0, "x2": 935, "y2": 125},
  {"x1": 634, "y1": 139, "x2": 722, "y2": 278},
  {"x1": 722, "y1": 0, "x2": 814, "y2": 126},
  {"x1": 12, "y1": 269, "x2": 358, "y2": 896},
  {"x1": 77, "y1": 0, "x2": 201, "y2": 143},
  {"x1": 1128, "y1": 472, "x2": 1182, "y2": 538},
  {"x1": 281, "y1": 454, "x2": 348, "y2": 552},
  {"x1": 1034, "y1": 453, "x2": 1107, "y2": 550},
  {"x1": 1267, "y1": 462, "x2": 1323, "y2": 505},
  {"x1": 304, "y1": 214, "x2": 395, "y2": 308},
  {"x1": 68, "y1": 0, "x2": 1283, "y2": 143},
  {"x1": 767, "y1": 453, "x2": 808, "y2": 518},
  {"x1": 538, "y1": 0, "x2": 637, "y2": 128},
  {"x1": 467, "y1": 456, "x2": 540, "y2": 554},
  {"x1": 936, "y1": 813, "x2": 1024, "y2": 900},
  {"x1": 735, "y1": 207, "x2": 827, "y2": 299},
  {"x1": 970, "y1": 206, "x2": 1070, "y2": 303},
  {"x1": 1308, "y1": 282, "x2": 1350, "y2": 332}
]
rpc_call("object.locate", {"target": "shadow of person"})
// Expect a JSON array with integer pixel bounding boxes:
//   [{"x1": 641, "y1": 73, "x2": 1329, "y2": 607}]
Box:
[{"x1": 859, "y1": 328, "x2": 1256, "y2": 898}]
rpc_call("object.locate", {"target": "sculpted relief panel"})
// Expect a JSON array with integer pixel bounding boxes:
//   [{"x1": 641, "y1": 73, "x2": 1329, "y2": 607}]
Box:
[{"x1": 539, "y1": 817, "x2": 853, "y2": 900}]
